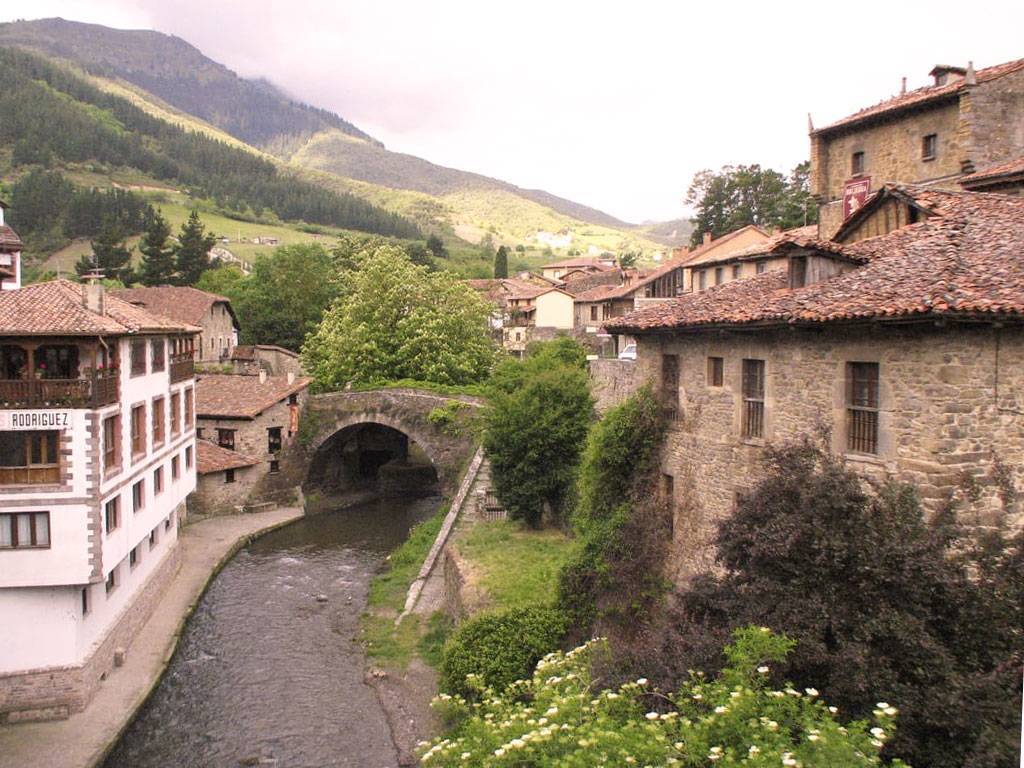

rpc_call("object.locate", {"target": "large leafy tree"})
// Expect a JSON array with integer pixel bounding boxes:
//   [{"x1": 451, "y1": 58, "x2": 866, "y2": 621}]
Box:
[
  {"x1": 75, "y1": 216, "x2": 134, "y2": 283},
  {"x1": 137, "y1": 209, "x2": 176, "y2": 286},
  {"x1": 301, "y1": 244, "x2": 496, "y2": 387},
  {"x1": 687, "y1": 162, "x2": 818, "y2": 246},
  {"x1": 173, "y1": 209, "x2": 216, "y2": 286}
]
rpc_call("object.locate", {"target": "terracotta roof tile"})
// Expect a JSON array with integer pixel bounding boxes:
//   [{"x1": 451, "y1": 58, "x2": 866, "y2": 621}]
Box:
[
  {"x1": 196, "y1": 439, "x2": 260, "y2": 474},
  {"x1": 112, "y1": 286, "x2": 237, "y2": 328},
  {"x1": 815, "y1": 58, "x2": 1024, "y2": 135},
  {"x1": 608, "y1": 186, "x2": 1024, "y2": 333},
  {"x1": 196, "y1": 373, "x2": 311, "y2": 419},
  {"x1": 0, "y1": 225, "x2": 23, "y2": 250},
  {"x1": 961, "y1": 156, "x2": 1024, "y2": 185},
  {"x1": 0, "y1": 279, "x2": 200, "y2": 336},
  {"x1": 539, "y1": 257, "x2": 616, "y2": 271}
]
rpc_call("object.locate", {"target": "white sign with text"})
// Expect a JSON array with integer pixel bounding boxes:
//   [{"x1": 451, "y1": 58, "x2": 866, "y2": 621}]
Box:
[{"x1": 0, "y1": 411, "x2": 73, "y2": 431}]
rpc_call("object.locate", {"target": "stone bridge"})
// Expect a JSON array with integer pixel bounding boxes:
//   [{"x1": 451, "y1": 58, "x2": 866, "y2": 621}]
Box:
[{"x1": 276, "y1": 388, "x2": 483, "y2": 497}]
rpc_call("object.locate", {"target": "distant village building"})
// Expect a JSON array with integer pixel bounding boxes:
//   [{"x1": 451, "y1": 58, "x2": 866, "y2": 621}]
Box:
[
  {"x1": 539, "y1": 256, "x2": 617, "y2": 281},
  {"x1": 113, "y1": 286, "x2": 240, "y2": 363},
  {"x1": 0, "y1": 200, "x2": 24, "y2": 291},
  {"x1": 0, "y1": 280, "x2": 198, "y2": 720},
  {"x1": 227, "y1": 344, "x2": 303, "y2": 378},
  {"x1": 810, "y1": 58, "x2": 1024, "y2": 237}
]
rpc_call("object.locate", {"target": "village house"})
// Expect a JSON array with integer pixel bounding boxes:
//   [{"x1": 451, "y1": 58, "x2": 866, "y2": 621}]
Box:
[
  {"x1": 113, "y1": 286, "x2": 240, "y2": 363},
  {"x1": 810, "y1": 58, "x2": 1024, "y2": 237},
  {"x1": 0, "y1": 200, "x2": 24, "y2": 291},
  {"x1": 226, "y1": 344, "x2": 303, "y2": 378},
  {"x1": 0, "y1": 279, "x2": 198, "y2": 721},
  {"x1": 539, "y1": 255, "x2": 617, "y2": 281},
  {"x1": 604, "y1": 185, "x2": 1024, "y2": 583},
  {"x1": 191, "y1": 372, "x2": 311, "y2": 516}
]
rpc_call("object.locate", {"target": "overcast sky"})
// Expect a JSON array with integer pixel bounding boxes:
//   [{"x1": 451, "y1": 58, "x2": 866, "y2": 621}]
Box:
[{"x1": 3, "y1": 1, "x2": 1022, "y2": 223}]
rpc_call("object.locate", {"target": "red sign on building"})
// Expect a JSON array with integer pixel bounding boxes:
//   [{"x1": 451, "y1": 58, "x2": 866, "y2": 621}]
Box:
[{"x1": 843, "y1": 177, "x2": 872, "y2": 219}]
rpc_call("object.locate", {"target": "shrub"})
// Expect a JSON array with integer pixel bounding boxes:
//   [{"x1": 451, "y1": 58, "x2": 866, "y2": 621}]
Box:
[
  {"x1": 422, "y1": 627, "x2": 908, "y2": 766},
  {"x1": 440, "y1": 607, "x2": 567, "y2": 699}
]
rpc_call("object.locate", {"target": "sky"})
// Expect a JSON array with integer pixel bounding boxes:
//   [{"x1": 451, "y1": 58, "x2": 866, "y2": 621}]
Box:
[{"x1": 2, "y1": 1, "x2": 1023, "y2": 223}]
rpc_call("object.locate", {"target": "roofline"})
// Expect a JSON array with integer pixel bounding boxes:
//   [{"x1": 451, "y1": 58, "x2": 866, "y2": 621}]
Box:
[{"x1": 812, "y1": 88, "x2": 960, "y2": 138}]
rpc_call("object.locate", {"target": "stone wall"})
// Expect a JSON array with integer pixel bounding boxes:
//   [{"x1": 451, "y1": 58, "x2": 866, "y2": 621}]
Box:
[
  {"x1": 631, "y1": 324, "x2": 1024, "y2": 584},
  {"x1": 189, "y1": 464, "x2": 261, "y2": 517},
  {"x1": 959, "y1": 67, "x2": 1024, "y2": 173},
  {"x1": 589, "y1": 358, "x2": 644, "y2": 412}
]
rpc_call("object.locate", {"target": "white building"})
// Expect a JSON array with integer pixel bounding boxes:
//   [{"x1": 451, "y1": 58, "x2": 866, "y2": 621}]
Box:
[
  {"x1": 0, "y1": 279, "x2": 199, "y2": 721},
  {"x1": 0, "y1": 200, "x2": 23, "y2": 291}
]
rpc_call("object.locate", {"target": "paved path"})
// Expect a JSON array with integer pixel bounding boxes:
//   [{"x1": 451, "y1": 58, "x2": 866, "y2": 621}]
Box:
[{"x1": 0, "y1": 508, "x2": 305, "y2": 768}]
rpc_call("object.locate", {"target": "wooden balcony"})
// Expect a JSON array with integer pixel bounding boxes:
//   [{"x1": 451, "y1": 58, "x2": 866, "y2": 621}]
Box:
[
  {"x1": 169, "y1": 356, "x2": 195, "y2": 384},
  {"x1": 0, "y1": 373, "x2": 119, "y2": 409}
]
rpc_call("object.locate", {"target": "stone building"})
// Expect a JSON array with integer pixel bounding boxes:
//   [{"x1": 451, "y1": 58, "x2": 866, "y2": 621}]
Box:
[
  {"x1": 605, "y1": 186, "x2": 1024, "y2": 583},
  {"x1": 192, "y1": 439, "x2": 260, "y2": 516},
  {"x1": 113, "y1": 286, "x2": 240, "y2": 363},
  {"x1": 0, "y1": 200, "x2": 23, "y2": 291},
  {"x1": 810, "y1": 58, "x2": 1024, "y2": 237},
  {"x1": 227, "y1": 344, "x2": 303, "y2": 378},
  {"x1": 190, "y1": 372, "x2": 311, "y2": 515}
]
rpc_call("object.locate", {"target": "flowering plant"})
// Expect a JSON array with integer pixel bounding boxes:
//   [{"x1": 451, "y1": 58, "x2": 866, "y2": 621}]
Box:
[{"x1": 420, "y1": 627, "x2": 909, "y2": 767}]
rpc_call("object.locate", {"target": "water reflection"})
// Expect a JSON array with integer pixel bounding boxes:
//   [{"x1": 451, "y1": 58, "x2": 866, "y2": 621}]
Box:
[{"x1": 103, "y1": 495, "x2": 440, "y2": 768}]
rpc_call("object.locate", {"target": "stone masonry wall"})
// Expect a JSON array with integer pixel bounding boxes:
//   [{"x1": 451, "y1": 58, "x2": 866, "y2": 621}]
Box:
[
  {"x1": 589, "y1": 358, "x2": 643, "y2": 412},
  {"x1": 630, "y1": 324, "x2": 1024, "y2": 584}
]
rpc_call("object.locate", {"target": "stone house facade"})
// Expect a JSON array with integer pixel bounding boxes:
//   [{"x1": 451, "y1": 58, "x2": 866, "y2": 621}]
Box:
[
  {"x1": 605, "y1": 186, "x2": 1024, "y2": 584},
  {"x1": 810, "y1": 58, "x2": 1024, "y2": 237}
]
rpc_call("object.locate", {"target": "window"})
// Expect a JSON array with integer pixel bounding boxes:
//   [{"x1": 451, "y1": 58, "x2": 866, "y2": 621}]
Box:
[
  {"x1": 756, "y1": 261, "x2": 767, "y2": 275},
  {"x1": 196, "y1": 427, "x2": 204, "y2": 439},
  {"x1": 171, "y1": 455, "x2": 180, "y2": 480},
  {"x1": 165, "y1": 511, "x2": 174, "y2": 532},
  {"x1": 132, "y1": 479, "x2": 145, "y2": 514},
  {"x1": 217, "y1": 429, "x2": 235, "y2": 451},
  {"x1": 225, "y1": 468, "x2": 236, "y2": 484},
  {"x1": 131, "y1": 405, "x2": 146, "y2": 457},
  {"x1": 149, "y1": 527, "x2": 159, "y2": 550},
  {"x1": 267, "y1": 426, "x2": 283, "y2": 454},
  {"x1": 185, "y1": 445, "x2": 193, "y2": 469},
  {"x1": 661, "y1": 353, "x2": 679, "y2": 421},
  {"x1": 707, "y1": 356, "x2": 724, "y2": 387},
  {"x1": 288, "y1": 393, "x2": 299, "y2": 406},
  {"x1": 151, "y1": 338, "x2": 166, "y2": 372},
  {"x1": 105, "y1": 566, "x2": 118, "y2": 595},
  {"x1": 105, "y1": 496, "x2": 120, "y2": 533},
  {"x1": 0, "y1": 431, "x2": 60, "y2": 485},
  {"x1": 790, "y1": 256, "x2": 807, "y2": 288},
  {"x1": 129, "y1": 544, "x2": 140, "y2": 569},
  {"x1": 732, "y1": 264, "x2": 741, "y2": 280},
  {"x1": 170, "y1": 392, "x2": 181, "y2": 436},
  {"x1": 851, "y1": 151, "x2": 865, "y2": 176},
  {"x1": 741, "y1": 359, "x2": 765, "y2": 439},
  {"x1": 590, "y1": 305, "x2": 598, "y2": 321},
  {"x1": 184, "y1": 388, "x2": 194, "y2": 428},
  {"x1": 847, "y1": 362, "x2": 880, "y2": 454},
  {"x1": 698, "y1": 271, "x2": 707, "y2": 291},
  {"x1": 922, "y1": 133, "x2": 937, "y2": 161},
  {"x1": 0, "y1": 511, "x2": 50, "y2": 548},
  {"x1": 154, "y1": 466, "x2": 164, "y2": 495},
  {"x1": 152, "y1": 397, "x2": 165, "y2": 447},
  {"x1": 102, "y1": 414, "x2": 121, "y2": 476},
  {"x1": 81, "y1": 586, "x2": 90, "y2": 616},
  {"x1": 269, "y1": 460, "x2": 280, "y2": 474},
  {"x1": 130, "y1": 339, "x2": 147, "y2": 377},
  {"x1": 714, "y1": 267, "x2": 724, "y2": 285}
]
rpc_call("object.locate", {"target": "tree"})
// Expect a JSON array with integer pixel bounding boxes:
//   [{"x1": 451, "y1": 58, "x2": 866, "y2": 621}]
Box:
[
  {"x1": 483, "y1": 341, "x2": 593, "y2": 526},
  {"x1": 686, "y1": 162, "x2": 819, "y2": 246},
  {"x1": 301, "y1": 244, "x2": 496, "y2": 388},
  {"x1": 493, "y1": 245, "x2": 509, "y2": 279},
  {"x1": 426, "y1": 234, "x2": 449, "y2": 260},
  {"x1": 75, "y1": 216, "x2": 134, "y2": 283},
  {"x1": 405, "y1": 241, "x2": 436, "y2": 270},
  {"x1": 173, "y1": 210, "x2": 216, "y2": 286},
  {"x1": 618, "y1": 251, "x2": 640, "y2": 269},
  {"x1": 667, "y1": 442, "x2": 1022, "y2": 768},
  {"x1": 137, "y1": 210, "x2": 176, "y2": 285}
]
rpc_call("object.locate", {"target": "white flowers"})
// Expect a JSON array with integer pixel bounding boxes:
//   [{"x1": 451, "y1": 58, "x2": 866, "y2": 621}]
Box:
[
  {"x1": 781, "y1": 752, "x2": 798, "y2": 766},
  {"x1": 636, "y1": 677, "x2": 648, "y2": 685},
  {"x1": 708, "y1": 746, "x2": 723, "y2": 761},
  {"x1": 804, "y1": 687, "x2": 818, "y2": 697},
  {"x1": 748, "y1": 745, "x2": 761, "y2": 755},
  {"x1": 870, "y1": 727, "x2": 887, "y2": 740},
  {"x1": 757, "y1": 665, "x2": 770, "y2": 674},
  {"x1": 645, "y1": 711, "x2": 660, "y2": 720},
  {"x1": 714, "y1": 705, "x2": 728, "y2": 714}
]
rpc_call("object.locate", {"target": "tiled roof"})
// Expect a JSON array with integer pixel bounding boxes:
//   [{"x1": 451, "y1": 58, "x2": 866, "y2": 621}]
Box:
[
  {"x1": 607, "y1": 186, "x2": 1024, "y2": 333},
  {"x1": 230, "y1": 344, "x2": 299, "y2": 361},
  {"x1": 196, "y1": 373, "x2": 311, "y2": 419},
  {"x1": 573, "y1": 285, "x2": 621, "y2": 302},
  {"x1": 0, "y1": 225, "x2": 23, "y2": 250},
  {"x1": 539, "y1": 257, "x2": 616, "y2": 271},
  {"x1": 680, "y1": 225, "x2": 772, "y2": 268},
  {"x1": 815, "y1": 58, "x2": 1024, "y2": 135},
  {"x1": 196, "y1": 439, "x2": 260, "y2": 474},
  {"x1": 690, "y1": 225, "x2": 849, "y2": 267},
  {"x1": 0, "y1": 279, "x2": 201, "y2": 336},
  {"x1": 961, "y1": 156, "x2": 1024, "y2": 186},
  {"x1": 112, "y1": 286, "x2": 237, "y2": 328}
]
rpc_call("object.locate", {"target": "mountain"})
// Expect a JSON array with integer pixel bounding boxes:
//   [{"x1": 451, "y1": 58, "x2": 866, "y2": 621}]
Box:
[
  {"x1": 637, "y1": 217, "x2": 695, "y2": 247},
  {"x1": 0, "y1": 17, "x2": 654, "y2": 248}
]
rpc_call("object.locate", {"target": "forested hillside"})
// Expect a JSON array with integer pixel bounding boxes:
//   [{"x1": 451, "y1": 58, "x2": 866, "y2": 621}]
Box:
[{"x1": 0, "y1": 47, "x2": 421, "y2": 240}]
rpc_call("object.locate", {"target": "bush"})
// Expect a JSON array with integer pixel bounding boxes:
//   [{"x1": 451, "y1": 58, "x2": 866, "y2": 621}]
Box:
[
  {"x1": 440, "y1": 607, "x2": 567, "y2": 699},
  {"x1": 422, "y1": 627, "x2": 908, "y2": 766}
]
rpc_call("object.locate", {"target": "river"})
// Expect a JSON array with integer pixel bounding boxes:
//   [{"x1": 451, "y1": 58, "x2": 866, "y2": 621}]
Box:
[{"x1": 102, "y1": 494, "x2": 441, "y2": 768}]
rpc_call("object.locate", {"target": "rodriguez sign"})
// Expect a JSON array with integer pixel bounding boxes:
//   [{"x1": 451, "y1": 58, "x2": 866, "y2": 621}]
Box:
[{"x1": 0, "y1": 411, "x2": 73, "y2": 430}]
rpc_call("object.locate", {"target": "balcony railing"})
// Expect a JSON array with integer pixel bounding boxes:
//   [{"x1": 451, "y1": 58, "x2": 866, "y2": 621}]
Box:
[
  {"x1": 0, "y1": 373, "x2": 119, "y2": 409},
  {"x1": 169, "y1": 356, "x2": 195, "y2": 384}
]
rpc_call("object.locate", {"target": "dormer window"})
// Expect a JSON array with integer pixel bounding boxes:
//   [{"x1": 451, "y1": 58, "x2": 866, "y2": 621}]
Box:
[
  {"x1": 789, "y1": 256, "x2": 807, "y2": 289},
  {"x1": 851, "y1": 151, "x2": 865, "y2": 177},
  {"x1": 922, "y1": 134, "x2": 937, "y2": 161}
]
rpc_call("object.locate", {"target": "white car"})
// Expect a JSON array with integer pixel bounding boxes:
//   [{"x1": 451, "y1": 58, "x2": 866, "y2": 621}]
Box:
[{"x1": 618, "y1": 343, "x2": 637, "y2": 361}]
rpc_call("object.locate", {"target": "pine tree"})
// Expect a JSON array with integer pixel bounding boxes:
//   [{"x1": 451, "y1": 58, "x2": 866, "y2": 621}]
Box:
[
  {"x1": 174, "y1": 210, "x2": 216, "y2": 286},
  {"x1": 426, "y1": 234, "x2": 449, "y2": 260},
  {"x1": 138, "y1": 210, "x2": 176, "y2": 286},
  {"x1": 76, "y1": 217, "x2": 134, "y2": 283},
  {"x1": 494, "y1": 245, "x2": 509, "y2": 279}
]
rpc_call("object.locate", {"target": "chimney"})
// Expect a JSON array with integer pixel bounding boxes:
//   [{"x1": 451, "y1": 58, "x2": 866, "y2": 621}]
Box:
[
  {"x1": 287, "y1": 372, "x2": 295, "y2": 384},
  {"x1": 82, "y1": 270, "x2": 105, "y2": 315},
  {"x1": 965, "y1": 61, "x2": 976, "y2": 85},
  {"x1": 900, "y1": 76, "x2": 907, "y2": 95},
  {"x1": 702, "y1": 232, "x2": 712, "y2": 246},
  {"x1": 259, "y1": 369, "x2": 268, "y2": 384}
]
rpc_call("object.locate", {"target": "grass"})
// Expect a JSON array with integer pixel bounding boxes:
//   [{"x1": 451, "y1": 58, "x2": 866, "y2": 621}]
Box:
[{"x1": 452, "y1": 519, "x2": 575, "y2": 612}]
